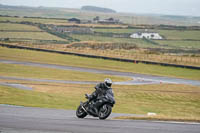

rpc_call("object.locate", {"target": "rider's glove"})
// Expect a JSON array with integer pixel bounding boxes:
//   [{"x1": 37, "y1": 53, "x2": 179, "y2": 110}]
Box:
[{"x1": 85, "y1": 94, "x2": 90, "y2": 99}]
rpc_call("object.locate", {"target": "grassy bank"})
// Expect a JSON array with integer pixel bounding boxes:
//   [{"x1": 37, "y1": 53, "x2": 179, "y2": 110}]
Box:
[
  {"x1": 0, "y1": 85, "x2": 78, "y2": 109},
  {"x1": 0, "y1": 63, "x2": 128, "y2": 82},
  {"x1": 0, "y1": 46, "x2": 200, "y2": 80},
  {"x1": 1, "y1": 83, "x2": 200, "y2": 122},
  {"x1": 113, "y1": 84, "x2": 200, "y2": 117}
]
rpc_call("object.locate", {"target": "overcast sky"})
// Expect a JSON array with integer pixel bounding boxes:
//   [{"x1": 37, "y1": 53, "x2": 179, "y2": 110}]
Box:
[{"x1": 0, "y1": 0, "x2": 200, "y2": 16}]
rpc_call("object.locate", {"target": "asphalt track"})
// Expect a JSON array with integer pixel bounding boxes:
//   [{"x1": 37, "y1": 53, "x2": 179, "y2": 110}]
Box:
[{"x1": 0, "y1": 104, "x2": 200, "y2": 133}]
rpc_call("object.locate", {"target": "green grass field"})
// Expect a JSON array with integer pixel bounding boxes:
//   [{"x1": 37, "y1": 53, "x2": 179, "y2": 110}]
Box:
[
  {"x1": 0, "y1": 63, "x2": 128, "y2": 82},
  {"x1": 158, "y1": 30, "x2": 200, "y2": 40},
  {"x1": 155, "y1": 40, "x2": 200, "y2": 49},
  {"x1": 0, "y1": 46, "x2": 200, "y2": 80},
  {"x1": 0, "y1": 21, "x2": 69, "y2": 43},
  {"x1": 0, "y1": 16, "x2": 68, "y2": 24},
  {"x1": 0, "y1": 23, "x2": 42, "y2": 31},
  {"x1": 113, "y1": 84, "x2": 200, "y2": 118},
  {"x1": 0, "y1": 31, "x2": 67, "y2": 41}
]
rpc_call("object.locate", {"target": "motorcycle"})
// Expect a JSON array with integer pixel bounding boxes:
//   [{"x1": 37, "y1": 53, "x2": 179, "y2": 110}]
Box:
[{"x1": 76, "y1": 89, "x2": 115, "y2": 120}]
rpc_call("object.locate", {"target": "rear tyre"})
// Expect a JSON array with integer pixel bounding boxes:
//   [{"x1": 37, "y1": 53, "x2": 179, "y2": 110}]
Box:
[
  {"x1": 76, "y1": 105, "x2": 87, "y2": 118},
  {"x1": 98, "y1": 104, "x2": 112, "y2": 120}
]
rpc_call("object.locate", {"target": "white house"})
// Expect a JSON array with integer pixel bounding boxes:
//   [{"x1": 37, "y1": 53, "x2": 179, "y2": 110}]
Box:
[{"x1": 130, "y1": 32, "x2": 163, "y2": 40}]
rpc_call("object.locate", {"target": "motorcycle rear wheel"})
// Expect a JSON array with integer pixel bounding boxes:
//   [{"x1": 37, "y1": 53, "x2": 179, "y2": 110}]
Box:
[
  {"x1": 76, "y1": 105, "x2": 87, "y2": 118},
  {"x1": 98, "y1": 104, "x2": 112, "y2": 120}
]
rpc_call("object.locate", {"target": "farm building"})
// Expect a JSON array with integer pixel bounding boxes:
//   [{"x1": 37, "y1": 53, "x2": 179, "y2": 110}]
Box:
[
  {"x1": 67, "y1": 18, "x2": 81, "y2": 24},
  {"x1": 130, "y1": 32, "x2": 163, "y2": 40}
]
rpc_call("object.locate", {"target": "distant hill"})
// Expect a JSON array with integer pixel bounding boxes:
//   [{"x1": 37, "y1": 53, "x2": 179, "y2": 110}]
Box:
[{"x1": 81, "y1": 6, "x2": 116, "y2": 13}]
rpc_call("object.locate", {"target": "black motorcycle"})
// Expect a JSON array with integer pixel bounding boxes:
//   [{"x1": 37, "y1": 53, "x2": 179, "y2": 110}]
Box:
[{"x1": 76, "y1": 90, "x2": 115, "y2": 120}]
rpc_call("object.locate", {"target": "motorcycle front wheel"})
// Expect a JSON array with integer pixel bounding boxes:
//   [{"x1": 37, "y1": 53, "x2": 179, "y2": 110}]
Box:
[
  {"x1": 98, "y1": 104, "x2": 112, "y2": 120},
  {"x1": 76, "y1": 105, "x2": 87, "y2": 118}
]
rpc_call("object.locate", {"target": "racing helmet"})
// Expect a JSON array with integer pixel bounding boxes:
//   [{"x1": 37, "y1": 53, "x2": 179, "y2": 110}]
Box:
[{"x1": 104, "y1": 78, "x2": 112, "y2": 88}]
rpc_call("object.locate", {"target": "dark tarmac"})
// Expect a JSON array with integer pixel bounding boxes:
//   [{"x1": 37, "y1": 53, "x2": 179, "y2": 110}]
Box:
[{"x1": 0, "y1": 105, "x2": 200, "y2": 133}]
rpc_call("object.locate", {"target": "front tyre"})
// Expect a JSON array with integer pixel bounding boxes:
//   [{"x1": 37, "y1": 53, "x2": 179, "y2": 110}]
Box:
[
  {"x1": 76, "y1": 105, "x2": 87, "y2": 118},
  {"x1": 98, "y1": 104, "x2": 112, "y2": 120}
]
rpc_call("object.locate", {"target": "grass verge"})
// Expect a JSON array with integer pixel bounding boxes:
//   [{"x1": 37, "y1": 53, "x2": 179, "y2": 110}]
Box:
[
  {"x1": 0, "y1": 85, "x2": 80, "y2": 109},
  {"x1": 114, "y1": 116, "x2": 200, "y2": 123},
  {"x1": 0, "y1": 63, "x2": 129, "y2": 82}
]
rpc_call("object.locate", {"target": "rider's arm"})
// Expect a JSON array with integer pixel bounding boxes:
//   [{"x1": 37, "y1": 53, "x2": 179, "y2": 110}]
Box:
[
  {"x1": 95, "y1": 83, "x2": 103, "y2": 93},
  {"x1": 87, "y1": 84, "x2": 100, "y2": 101}
]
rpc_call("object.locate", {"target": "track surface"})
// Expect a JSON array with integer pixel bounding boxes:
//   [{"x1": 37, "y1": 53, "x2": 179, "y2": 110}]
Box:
[{"x1": 0, "y1": 105, "x2": 200, "y2": 133}]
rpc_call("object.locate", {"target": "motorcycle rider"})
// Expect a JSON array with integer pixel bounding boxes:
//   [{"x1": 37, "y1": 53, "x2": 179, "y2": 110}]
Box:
[{"x1": 85, "y1": 78, "x2": 114, "y2": 115}]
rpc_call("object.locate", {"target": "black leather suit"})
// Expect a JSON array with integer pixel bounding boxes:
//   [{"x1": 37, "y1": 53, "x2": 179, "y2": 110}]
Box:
[
  {"x1": 89, "y1": 82, "x2": 112, "y2": 101},
  {"x1": 87, "y1": 82, "x2": 114, "y2": 112}
]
